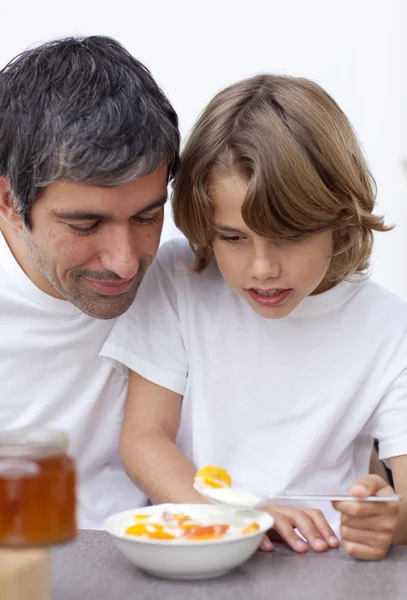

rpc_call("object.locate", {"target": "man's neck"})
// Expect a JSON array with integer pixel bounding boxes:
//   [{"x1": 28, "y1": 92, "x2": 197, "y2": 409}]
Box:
[{"x1": 0, "y1": 218, "x2": 62, "y2": 298}]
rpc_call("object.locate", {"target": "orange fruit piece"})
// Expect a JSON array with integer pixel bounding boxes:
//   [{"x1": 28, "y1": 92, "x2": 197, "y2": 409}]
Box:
[
  {"x1": 125, "y1": 523, "x2": 175, "y2": 540},
  {"x1": 242, "y1": 522, "x2": 260, "y2": 535},
  {"x1": 182, "y1": 524, "x2": 230, "y2": 540},
  {"x1": 172, "y1": 513, "x2": 193, "y2": 525},
  {"x1": 134, "y1": 514, "x2": 149, "y2": 520},
  {"x1": 180, "y1": 523, "x2": 200, "y2": 531},
  {"x1": 195, "y1": 465, "x2": 232, "y2": 488}
]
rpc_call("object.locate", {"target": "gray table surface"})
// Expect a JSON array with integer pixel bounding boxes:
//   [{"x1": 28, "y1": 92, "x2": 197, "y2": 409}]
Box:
[{"x1": 50, "y1": 530, "x2": 407, "y2": 600}]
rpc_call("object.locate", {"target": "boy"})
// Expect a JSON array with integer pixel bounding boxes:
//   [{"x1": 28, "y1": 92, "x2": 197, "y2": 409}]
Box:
[{"x1": 102, "y1": 75, "x2": 407, "y2": 558}]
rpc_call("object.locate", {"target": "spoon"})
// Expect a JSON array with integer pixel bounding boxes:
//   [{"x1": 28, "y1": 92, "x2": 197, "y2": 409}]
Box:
[
  {"x1": 193, "y1": 481, "x2": 402, "y2": 510},
  {"x1": 193, "y1": 480, "x2": 262, "y2": 509}
]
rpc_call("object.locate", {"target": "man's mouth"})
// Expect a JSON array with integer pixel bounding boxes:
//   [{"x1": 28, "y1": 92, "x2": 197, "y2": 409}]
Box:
[{"x1": 81, "y1": 275, "x2": 137, "y2": 296}]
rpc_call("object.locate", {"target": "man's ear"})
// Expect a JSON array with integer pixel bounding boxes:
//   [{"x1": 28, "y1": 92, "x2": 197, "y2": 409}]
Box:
[{"x1": 0, "y1": 177, "x2": 24, "y2": 230}]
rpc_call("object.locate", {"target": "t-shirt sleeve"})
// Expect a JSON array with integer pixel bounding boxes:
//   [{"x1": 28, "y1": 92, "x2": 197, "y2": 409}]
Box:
[
  {"x1": 365, "y1": 368, "x2": 407, "y2": 460},
  {"x1": 100, "y1": 241, "x2": 188, "y2": 396}
]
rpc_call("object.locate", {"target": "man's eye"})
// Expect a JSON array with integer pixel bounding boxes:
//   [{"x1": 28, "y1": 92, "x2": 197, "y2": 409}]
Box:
[
  {"x1": 67, "y1": 223, "x2": 100, "y2": 235},
  {"x1": 134, "y1": 213, "x2": 162, "y2": 225}
]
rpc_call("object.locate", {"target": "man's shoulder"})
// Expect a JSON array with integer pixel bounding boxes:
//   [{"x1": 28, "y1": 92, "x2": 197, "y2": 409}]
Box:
[
  {"x1": 150, "y1": 238, "x2": 228, "y2": 305},
  {"x1": 155, "y1": 238, "x2": 195, "y2": 270},
  {"x1": 0, "y1": 230, "x2": 9, "y2": 269}
]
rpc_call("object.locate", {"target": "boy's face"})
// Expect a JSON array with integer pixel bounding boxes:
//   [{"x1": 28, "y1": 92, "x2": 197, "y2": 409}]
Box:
[
  {"x1": 210, "y1": 173, "x2": 334, "y2": 319},
  {"x1": 2, "y1": 165, "x2": 168, "y2": 319}
]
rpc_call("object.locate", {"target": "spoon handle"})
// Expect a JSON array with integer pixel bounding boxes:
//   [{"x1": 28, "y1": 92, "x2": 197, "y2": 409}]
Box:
[{"x1": 265, "y1": 494, "x2": 402, "y2": 503}]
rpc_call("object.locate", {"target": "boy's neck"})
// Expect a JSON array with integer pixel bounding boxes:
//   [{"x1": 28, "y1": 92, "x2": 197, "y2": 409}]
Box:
[{"x1": 311, "y1": 278, "x2": 337, "y2": 295}]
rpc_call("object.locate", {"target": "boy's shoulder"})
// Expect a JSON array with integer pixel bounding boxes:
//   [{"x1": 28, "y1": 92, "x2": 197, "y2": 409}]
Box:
[
  {"x1": 355, "y1": 279, "x2": 407, "y2": 328},
  {"x1": 361, "y1": 279, "x2": 407, "y2": 311}
]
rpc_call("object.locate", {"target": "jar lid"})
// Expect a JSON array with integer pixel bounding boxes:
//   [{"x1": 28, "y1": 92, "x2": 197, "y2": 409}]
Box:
[{"x1": 0, "y1": 428, "x2": 69, "y2": 459}]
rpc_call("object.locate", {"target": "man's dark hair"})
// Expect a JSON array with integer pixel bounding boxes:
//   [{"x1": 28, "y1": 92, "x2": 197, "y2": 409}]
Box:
[{"x1": 0, "y1": 35, "x2": 180, "y2": 227}]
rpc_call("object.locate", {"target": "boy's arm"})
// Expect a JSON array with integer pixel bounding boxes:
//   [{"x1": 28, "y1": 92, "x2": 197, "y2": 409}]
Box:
[
  {"x1": 119, "y1": 370, "x2": 204, "y2": 505},
  {"x1": 332, "y1": 454, "x2": 407, "y2": 559},
  {"x1": 369, "y1": 445, "x2": 391, "y2": 482},
  {"x1": 390, "y1": 454, "x2": 407, "y2": 544}
]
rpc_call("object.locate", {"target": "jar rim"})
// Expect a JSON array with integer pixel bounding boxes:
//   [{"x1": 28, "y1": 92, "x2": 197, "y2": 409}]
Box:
[{"x1": 0, "y1": 428, "x2": 69, "y2": 459}]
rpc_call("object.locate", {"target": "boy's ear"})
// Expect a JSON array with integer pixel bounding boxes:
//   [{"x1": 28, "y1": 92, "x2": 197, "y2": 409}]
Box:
[
  {"x1": 0, "y1": 177, "x2": 24, "y2": 230},
  {"x1": 337, "y1": 226, "x2": 348, "y2": 237}
]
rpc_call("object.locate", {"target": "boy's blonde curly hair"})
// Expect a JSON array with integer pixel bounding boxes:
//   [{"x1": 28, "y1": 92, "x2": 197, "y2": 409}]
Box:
[{"x1": 173, "y1": 74, "x2": 390, "y2": 282}]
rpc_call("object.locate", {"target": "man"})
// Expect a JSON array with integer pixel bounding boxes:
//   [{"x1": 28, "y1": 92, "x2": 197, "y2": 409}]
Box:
[{"x1": 0, "y1": 36, "x2": 180, "y2": 528}]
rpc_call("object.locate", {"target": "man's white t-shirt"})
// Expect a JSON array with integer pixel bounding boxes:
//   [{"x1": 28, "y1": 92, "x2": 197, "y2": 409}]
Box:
[
  {"x1": 0, "y1": 232, "x2": 146, "y2": 528},
  {"x1": 102, "y1": 239, "x2": 407, "y2": 535}
]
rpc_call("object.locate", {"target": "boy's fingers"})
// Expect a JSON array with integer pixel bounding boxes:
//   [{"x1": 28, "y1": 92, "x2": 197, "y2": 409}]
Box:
[
  {"x1": 333, "y1": 499, "x2": 398, "y2": 519},
  {"x1": 341, "y1": 512, "x2": 398, "y2": 532},
  {"x1": 332, "y1": 500, "x2": 382, "y2": 517},
  {"x1": 307, "y1": 509, "x2": 339, "y2": 547},
  {"x1": 342, "y1": 539, "x2": 390, "y2": 560},
  {"x1": 350, "y1": 474, "x2": 392, "y2": 497},
  {"x1": 341, "y1": 514, "x2": 386, "y2": 531},
  {"x1": 259, "y1": 534, "x2": 274, "y2": 552},
  {"x1": 341, "y1": 524, "x2": 392, "y2": 545},
  {"x1": 272, "y1": 516, "x2": 308, "y2": 553},
  {"x1": 293, "y1": 513, "x2": 328, "y2": 552}
]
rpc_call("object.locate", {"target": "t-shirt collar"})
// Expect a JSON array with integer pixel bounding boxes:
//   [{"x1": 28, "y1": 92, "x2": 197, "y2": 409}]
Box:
[{"x1": 0, "y1": 231, "x2": 82, "y2": 315}]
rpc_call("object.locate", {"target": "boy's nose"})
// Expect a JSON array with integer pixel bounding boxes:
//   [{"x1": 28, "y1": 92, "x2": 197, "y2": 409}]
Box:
[{"x1": 250, "y1": 251, "x2": 281, "y2": 282}]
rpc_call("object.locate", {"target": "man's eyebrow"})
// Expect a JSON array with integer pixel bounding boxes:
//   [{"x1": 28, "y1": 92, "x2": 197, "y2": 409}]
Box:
[
  {"x1": 53, "y1": 211, "x2": 105, "y2": 220},
  {"x1": 140, "y1": 195, "x2": 168, "y2": 213},
  {"x1": 53, "y1": 196, "x2": 168, "y2": 221}
]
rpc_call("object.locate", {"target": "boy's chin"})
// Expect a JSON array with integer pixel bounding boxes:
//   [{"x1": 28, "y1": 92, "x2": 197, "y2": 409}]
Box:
[{"x1": 246, "y1": 298, "x2": 297, "y2": 320}]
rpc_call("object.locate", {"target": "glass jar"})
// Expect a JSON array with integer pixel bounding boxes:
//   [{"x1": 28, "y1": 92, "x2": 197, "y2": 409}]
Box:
[{"x1": 0, "y1": 428, "x2": 77, "y2": 547}]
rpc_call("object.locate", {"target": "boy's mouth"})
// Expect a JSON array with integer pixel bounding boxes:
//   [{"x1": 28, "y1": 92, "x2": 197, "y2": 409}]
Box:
[{"x1": 247, "y1": 287, "x2": 292, "y2": 307}]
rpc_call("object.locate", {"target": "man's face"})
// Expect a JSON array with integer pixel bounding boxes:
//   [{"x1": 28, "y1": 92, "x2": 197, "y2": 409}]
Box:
[{"x1": 19, "y1": 165, "x2": 168, "y2": 319}]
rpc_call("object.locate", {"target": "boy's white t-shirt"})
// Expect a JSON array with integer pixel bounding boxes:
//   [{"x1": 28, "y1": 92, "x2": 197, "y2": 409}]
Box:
[
  {"x1": 102, "y1": 239, "x2": 407, "y2": 535},
  {"x1": 0, "y1": 232, "x2": 147, "y2": 528}
]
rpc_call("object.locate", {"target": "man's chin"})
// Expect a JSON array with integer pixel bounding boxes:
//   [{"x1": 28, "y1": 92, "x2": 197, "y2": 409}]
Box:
[
  {"x1": 75, "y1": 295, "x2": 135, "y2": 319},
  {"x1": 67, "y1": 283, "x2": 141, "y2": 320}
]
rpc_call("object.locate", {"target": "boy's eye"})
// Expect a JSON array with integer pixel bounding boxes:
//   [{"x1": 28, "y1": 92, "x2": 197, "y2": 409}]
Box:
[
  {"x1": 275, "y1": 236, "x2": 307, "y2": 247},
  {"x1": 219, "y1": 234, "x2": 243, "y2": 243}
]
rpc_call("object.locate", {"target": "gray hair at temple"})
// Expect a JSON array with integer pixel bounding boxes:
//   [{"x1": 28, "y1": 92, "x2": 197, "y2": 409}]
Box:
[{"x1": 0, "y1": 35, "x2": 180, "y2": 228}]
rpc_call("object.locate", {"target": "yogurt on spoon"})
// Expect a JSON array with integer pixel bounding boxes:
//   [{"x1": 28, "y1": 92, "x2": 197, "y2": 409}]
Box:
[
  {"x1": 194, "y1": 478, "x2": 262, "y2": 509},
  {"x1": 193, "y1": 466, "x2": 262, "y2": 510},
  {"x1": 193, "y1": 466, "x2": 403, "y2": 509}
]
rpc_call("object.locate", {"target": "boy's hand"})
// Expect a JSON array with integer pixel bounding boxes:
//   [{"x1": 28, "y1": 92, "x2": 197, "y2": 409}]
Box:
[
  {"x1": 332, "y1": 475, "x2": 400, "y2": 560},
  {"x1": 259, "y1": 504, "x2": 340, "y2": 553}
]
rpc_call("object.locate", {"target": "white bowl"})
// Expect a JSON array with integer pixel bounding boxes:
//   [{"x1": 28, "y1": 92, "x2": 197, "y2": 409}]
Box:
[{"x1": 105, "y1": 503, "x2": 273, "y2": 580}]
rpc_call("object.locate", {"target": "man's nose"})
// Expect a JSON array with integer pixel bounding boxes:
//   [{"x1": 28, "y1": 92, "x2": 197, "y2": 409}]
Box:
[{"x1": 99, "y1": 227, "x2": 141, "y2": 280}]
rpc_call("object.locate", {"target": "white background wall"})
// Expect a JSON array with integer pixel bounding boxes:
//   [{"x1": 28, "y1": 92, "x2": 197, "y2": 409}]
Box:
[{"x1": 2, "y1": 0, "x2": 407, "y2": 297}]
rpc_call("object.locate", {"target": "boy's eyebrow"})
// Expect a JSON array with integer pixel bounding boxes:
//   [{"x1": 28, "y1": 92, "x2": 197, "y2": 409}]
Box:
[
  {"x1": 53, "y1": 196, "x2": 167, "y2": 220},
  {"x1": 213, "y1": 224, "x2": 244, "y2": 233}
]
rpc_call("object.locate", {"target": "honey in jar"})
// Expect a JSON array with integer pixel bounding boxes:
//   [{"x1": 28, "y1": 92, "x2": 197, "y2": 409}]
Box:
[{"x1": 0, "y1": 428, "x2": 77, "y2": 547}]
